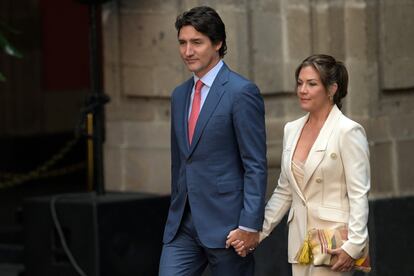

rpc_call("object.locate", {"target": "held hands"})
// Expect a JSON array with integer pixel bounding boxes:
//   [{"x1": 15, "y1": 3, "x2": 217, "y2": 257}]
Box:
[
  {"x1": 225, "y1": 229, "x2": 260, "y2": 257},
  {"x1": 327, "y1": 248, "x2": 355, "y2": 272}
]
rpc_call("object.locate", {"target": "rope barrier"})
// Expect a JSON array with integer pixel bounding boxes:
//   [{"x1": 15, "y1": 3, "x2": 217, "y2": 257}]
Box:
[{"x1": 0, "y1": 137, "x2": 85, "y2": 189}]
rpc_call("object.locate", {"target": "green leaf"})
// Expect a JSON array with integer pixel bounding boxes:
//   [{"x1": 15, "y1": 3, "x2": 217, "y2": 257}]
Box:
[
  {"x1": 4, "y1": 44, "x2": 23, "y2": 58},
  {"x1": 0, "y1": 31, "x2": 23, "y2": 58},
  {"x1": 0, "y1": 71, "x2": 6, "y2": 82}
]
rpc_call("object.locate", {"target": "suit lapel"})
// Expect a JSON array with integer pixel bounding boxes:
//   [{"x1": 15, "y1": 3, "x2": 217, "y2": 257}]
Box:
[
  {"x1": 287, "y1": 115, "x2": 308, "y2": 202},
  {"x1": 302, "y1": 105, "x2": 342, "y2": 187},
  {"x1": 173, "y1": 79, "x2": 193, "y2": 157},
  {"x1": 188, "y1": 65, "x2": 229, "y2": 156}
]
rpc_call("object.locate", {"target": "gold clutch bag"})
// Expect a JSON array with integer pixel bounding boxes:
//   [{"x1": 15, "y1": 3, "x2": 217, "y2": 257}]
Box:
[{"x1": 295, "y1": 226, "x2": 371, "y2": 273}]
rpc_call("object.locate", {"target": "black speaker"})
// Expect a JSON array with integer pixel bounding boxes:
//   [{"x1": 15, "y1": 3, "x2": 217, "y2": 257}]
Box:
[{"x1": 23, "y1": 193, "x2": 170, "y2": 276}]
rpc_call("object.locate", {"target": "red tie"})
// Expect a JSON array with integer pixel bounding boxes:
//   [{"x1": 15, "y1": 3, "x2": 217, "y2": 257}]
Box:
[{"x1": 188, "y1": 80, "x2": 203, "y2": 144}]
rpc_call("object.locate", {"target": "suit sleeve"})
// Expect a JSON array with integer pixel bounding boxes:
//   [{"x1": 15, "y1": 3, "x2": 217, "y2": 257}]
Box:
[
  {"x1": 259, "y1": 124, "x2": 293, "y2": 241},
  {"x1": 339, "y1": 124, "x2": 370, "y2": 259},
  {"x1": 232, "y1": 83, "x2": 267, "y2": 230},
  {"x1": 170, "y1": 95, "x2": 180, "y2": 195}
]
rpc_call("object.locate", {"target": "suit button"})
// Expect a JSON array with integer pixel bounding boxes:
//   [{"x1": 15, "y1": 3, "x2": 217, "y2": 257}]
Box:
[
  {"x1": 187, "y1": 158, "x2": 192, "y2": 164},
  {"x1": 316, "y1": 177, "x2": 323, "y2": 183},
  {"x1": 330, "y1": 153, "x2": 337, "y2": 160}
]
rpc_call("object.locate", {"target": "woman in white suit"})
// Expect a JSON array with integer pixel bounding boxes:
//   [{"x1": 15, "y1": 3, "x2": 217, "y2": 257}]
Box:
[{"x1": 228, "y1": 54, "x2": 370, "y2": 275}]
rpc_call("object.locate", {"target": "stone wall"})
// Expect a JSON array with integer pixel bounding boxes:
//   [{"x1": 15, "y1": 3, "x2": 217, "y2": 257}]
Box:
[{"x1": 102, "y1": 0, "x2": 414, "y2": 198}]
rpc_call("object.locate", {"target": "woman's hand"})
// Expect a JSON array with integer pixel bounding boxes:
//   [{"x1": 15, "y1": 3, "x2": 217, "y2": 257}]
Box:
[
  {"x1": 327, "y1": 248, "x2": 355, "y2": 272},
  {"x1": 226, "y1": 229, "x2": 260, "y2": 257}
]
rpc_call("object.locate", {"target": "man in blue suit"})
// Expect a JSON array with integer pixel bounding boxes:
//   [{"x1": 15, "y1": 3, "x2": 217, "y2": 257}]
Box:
[{"x1": 159, "y1": 6, "x2": 267, "y2": 276}]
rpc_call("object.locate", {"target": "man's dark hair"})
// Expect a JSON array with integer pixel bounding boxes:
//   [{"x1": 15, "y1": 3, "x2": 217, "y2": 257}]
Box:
[{"x1": 175, "y1": 6, "x2": 227, "y2": 58}]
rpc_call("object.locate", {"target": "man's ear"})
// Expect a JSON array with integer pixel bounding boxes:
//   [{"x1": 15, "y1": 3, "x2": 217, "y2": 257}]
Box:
[{"x1": 214, "y1": 41, "x2": 223, "y2": 52}]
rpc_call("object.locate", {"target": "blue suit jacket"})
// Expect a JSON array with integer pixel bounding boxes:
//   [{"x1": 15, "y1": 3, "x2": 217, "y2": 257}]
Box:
[{"x1": 163, "y1": 63, "x2": 267, "y2": 248}]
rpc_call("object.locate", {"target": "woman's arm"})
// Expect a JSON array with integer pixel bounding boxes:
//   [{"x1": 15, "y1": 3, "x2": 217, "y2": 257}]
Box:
[{"x1": 339, "y1": 124, "x2": 370, "y2": 259}]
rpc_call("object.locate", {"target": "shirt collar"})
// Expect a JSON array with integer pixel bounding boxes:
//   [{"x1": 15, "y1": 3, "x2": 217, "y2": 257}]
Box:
[{"x1": 193, "y1": 60, "x2": 224, "y2": 88}]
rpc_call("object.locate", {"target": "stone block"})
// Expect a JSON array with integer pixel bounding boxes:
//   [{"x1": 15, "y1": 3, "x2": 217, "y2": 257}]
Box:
[
  {"x1": 102, "y1": 2, "x2": 121, "y2": 66},
  {"x1": 344, "y1": 1, "x2": 369, "y2": 61},
  {"x1": 104, "y1": 145, "x2": 125, "y2": 191},
  {"x1": 369, "y1": 141, "x2": 394, "y2": 196},
  {"x1": 120, "y1": 12, "x2": 179, "y2": 67},
  {"x1": 201, "y1": 0, "x2": 248, "y2": 10},
  {"x1": 105, "y1": 121, "x2": 126, "y2": 146},
  {"x1": 309, "y1": 1, "x2": 346, "y2": 56},
  {"x1": 266, "y1": 167, "x2": 281, "y2": 200},
  {"x1": 379, "y1": 0, "x2": 414, "y2": 89},
  {"x1": 255, "y1": 0, "x2": 281, "y2": 13},
  {"x1": 265, "y1": 95, "x2": 304, "y2": 122},
  {"x1": 105, "y1": 120, "x2": 170, "y2": 194},
  {"x1": 124, "y1": 121, "x2": 170, "y2": 148},
  {"x1": 106, "y1": 98, "x2": 170, "y2": 122},
  {"x1": 251, "y1": 11, "x2": 283, "y2": 93},
  {"x1": 120, "y1": 0, "x2": 178, "y2": 12},
  {"x1": 124, "y1": 147, "x2": 171, "y2": 194},
  {"x1": 397, "y1": 139, "x2": 414, "y2": 195},
  {"x1": 254, "y1": 60, "x2": 285, "y2": 95},
  {"x1": 376, "y1": 93, "x2": 414, "y2": 117},
  {"x1": 267, "y1": 143, "x2": 282, "y2": 170},
  {"x1": 153, "y1": 64, "x2": 187, "y2": 97},
  {"x1": 218, "y1": 9, "x2": 249, "y2": 77},
  {"x1": 285, "y1": 3, "x2": 311, "y2": 59},
  {"x1": 266, "y1": 118, "x2": 285, "y2": 145},
  {"x1": 122, "y1": 65, "x2": 154, "y2": 97},
  {"x1": 264, "y1": 97, "x2": 287, "y2": 120},
  {"x1": 389, "y1": 114, "x2": 414, "y2": 140},
  {"x1": 181, "y1": 0, "x2": 199, "y2": 10},
  {"x1": 284, "y1": 3, "x2": 312, "y2": 92},
  {"x1": 104, "y1": 64, "x2": 120, "y2": 102},
  {"x1": 345, "y1": 60, "x2": 376, "y2": 117}
]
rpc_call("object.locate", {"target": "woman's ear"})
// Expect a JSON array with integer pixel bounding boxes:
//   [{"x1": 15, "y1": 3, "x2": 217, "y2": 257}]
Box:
[{"x1": 329, "y1": 83, "x2": 338, "y2": 96}]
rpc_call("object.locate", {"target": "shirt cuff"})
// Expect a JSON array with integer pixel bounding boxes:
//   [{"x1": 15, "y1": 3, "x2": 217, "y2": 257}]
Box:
[{"x1": 239, "y1": 226, "x2": 258, "y2": 232}]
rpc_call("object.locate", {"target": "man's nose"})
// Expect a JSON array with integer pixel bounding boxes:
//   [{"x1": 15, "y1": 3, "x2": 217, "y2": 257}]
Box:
[{"x1": 185, "y1": 44, "x2": 194, "y2": 56}]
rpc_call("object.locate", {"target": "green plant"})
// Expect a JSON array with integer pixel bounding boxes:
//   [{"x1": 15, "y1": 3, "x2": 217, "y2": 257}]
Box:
[{"x1": 0, "y1": 22, "x2": 23, "y2": 81}]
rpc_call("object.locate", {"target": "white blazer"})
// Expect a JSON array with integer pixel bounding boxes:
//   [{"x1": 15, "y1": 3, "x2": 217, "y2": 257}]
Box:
[{"x1": 260, "y1": 105, "x2": 370, "y2": 263}]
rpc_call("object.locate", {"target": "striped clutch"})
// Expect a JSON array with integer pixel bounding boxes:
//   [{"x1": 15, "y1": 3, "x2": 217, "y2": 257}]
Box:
[{"x1": 295, "y1": 226, "x2": 371, "y2": 272}]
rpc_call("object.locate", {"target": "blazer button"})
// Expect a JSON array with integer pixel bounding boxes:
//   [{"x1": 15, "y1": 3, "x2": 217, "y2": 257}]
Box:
[
  {"x1": 316, "y1": 177, "x2": 323, "y2": 183},
  {"x1": 187, "y1": 158, "x2": 192, "y2": 164},
  {"x1": 330, "y1": 153, "x2": 337, "y2": 160}
]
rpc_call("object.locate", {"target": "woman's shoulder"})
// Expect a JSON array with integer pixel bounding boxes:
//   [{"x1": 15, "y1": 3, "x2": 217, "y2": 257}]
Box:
[
  {"x1": 336, "y1": 112, "x2": 368, "y2": 142},
  {"x1": 284, "y1": 114, "x2": 307, "y2": 131},
  {"x1": 337, "y1": 112, "x2": 365, "y2": 132}
]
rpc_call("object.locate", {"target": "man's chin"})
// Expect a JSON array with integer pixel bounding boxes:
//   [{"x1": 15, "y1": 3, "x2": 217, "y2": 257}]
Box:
[{"x1": 186, "y1": 65, "x2": 200, "y2": 73}]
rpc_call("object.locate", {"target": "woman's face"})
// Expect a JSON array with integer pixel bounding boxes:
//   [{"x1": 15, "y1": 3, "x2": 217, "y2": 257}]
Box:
[{"x1": 296, "y1": 65, "x2": 333, "y2": 113}]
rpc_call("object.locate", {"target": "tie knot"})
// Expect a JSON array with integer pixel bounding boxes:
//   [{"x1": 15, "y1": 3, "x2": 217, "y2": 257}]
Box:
[{"x1": 195, "y1": 80, "x2": 204, "y2": 93}]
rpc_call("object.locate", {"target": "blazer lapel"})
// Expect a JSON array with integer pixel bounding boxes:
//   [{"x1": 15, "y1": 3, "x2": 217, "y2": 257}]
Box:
[
  {"x1": 173, "y1": 79, "x2": 193, "y2": 158},
  {"x1": 188, "y1": 65, "x2": 229, "y2": 156},
  {"x1": 302, "y1": 105, "x2": 342, "y2": 187},
  {"x1": 287, "y1": 115, "x2": 308, "y2": 203}
]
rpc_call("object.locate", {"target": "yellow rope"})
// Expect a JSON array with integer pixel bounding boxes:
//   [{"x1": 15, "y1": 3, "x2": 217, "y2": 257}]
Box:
[{"x1": 0, "y1": 137, "x2": 85, "y2": 188}]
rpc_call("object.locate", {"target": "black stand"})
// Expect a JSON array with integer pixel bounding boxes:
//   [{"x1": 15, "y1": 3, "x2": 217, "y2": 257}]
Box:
[
  {"x1": 78, "y1": 0, "x2": 110, "y2": 195},
  {"x1": 24, "y1": 2, "x2": 170, "y2": 276}
]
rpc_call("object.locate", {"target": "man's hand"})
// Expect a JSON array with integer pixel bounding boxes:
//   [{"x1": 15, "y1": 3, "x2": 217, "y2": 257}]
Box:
[
  {"x1": 226, "y1": 229, "x2": 259, "y2": 257},
  {"x1": 328, "y1": 248, "x2": 355, "y2": 272}
]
